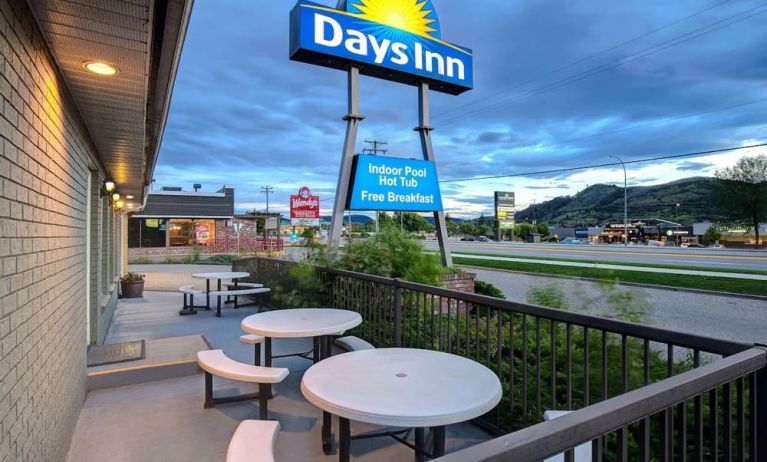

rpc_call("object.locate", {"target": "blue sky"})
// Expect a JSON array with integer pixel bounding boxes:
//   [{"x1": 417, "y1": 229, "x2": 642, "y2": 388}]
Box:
[{"x1": 154, "y1": 0, "x2": 767, "y2": 217}]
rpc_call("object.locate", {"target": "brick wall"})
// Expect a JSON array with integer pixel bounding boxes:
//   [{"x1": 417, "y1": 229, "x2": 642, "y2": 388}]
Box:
[
  {"x1": 0, "y1": 1, "x2": 120, "y2": 460},
  {"x1": 439, "y1": 272, "x2": 476, "y2": 315}
]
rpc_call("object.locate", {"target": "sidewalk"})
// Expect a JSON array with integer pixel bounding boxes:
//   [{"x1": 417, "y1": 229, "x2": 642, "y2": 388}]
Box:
[{"x1": 453, "y1": 253, "x2": 767, "y2": 281}]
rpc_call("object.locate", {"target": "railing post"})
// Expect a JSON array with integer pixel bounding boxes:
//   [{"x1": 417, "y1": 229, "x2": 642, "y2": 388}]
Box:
[
  {"x1": 394, "y1": 279, "x2": 402, "y2": 347},
  {"x1": 756, "y1": 354, "x2": 767, "y2": 461}
]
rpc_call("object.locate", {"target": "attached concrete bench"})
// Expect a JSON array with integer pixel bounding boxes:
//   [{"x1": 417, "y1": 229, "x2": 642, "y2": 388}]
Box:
[
  {"x1": 224, "y1": 282, "x2": 265, "y2": 304},
  {"x1": 240, "y1": 334, "x2": 265, "y2": 366},
  {"x1": 179, "y1": 285, "x2": 204, "y2": 315},
  {"x1": 226, "y1": 420, "x2": 280, "y2": 462},
  {"x1": 224, "y1": 282, "x2": 264, "y2": 289},
  {"x1": 334, "y1": 336, "x2": 375, "y2": 354},
  {"x1": 209, "y1": 288, "x2": 271, "y2": 317},
  {"x1": 197, "y1": 349, "x2": 288, "y2": 419}
]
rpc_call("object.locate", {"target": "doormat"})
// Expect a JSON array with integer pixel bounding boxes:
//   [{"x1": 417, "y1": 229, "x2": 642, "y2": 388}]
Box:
[{"x1": 87, "y1": 340, "x2": 145, "y2": 367}]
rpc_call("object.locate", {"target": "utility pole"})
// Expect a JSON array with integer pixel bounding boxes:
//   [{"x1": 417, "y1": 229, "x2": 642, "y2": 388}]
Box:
[
  {"x1": 260, "y1": 185, "x2": 274, "y2": 240},
  {"x1": 260, "y1": 185, "x2": 274, "y2": 214},
  {"x1": 363, "y1": 140, "x2": 387, "y2": 156},
  {"x1": 609, "y1": 156, "x2": 628, "y2": 246},
  {"x1": 363, "y1": 140, "x2": 388, "y2": 235}
]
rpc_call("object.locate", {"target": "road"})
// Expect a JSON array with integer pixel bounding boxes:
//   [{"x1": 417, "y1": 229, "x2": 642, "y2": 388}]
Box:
[{"x1": 422, "y1": 241, "x2": 767, "y2": 272}]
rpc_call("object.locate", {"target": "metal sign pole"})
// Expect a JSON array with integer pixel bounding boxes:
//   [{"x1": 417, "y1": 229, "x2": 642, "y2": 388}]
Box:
[
  {"x1": 415, "y1": 81, "x2": 453, "y2": 268},
  {"x1": 328, "y1": 66, "x2": 365, "y2": 255}
]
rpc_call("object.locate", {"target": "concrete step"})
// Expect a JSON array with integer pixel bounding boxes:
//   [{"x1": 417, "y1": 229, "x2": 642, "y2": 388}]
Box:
[{"x1": 87, "y1": 334, "x2": 211, "y2": 391}]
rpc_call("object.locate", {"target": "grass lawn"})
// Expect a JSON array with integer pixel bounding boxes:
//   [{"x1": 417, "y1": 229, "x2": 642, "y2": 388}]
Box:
[
  {"x1": 454, "y1": 256, "x2": 767, "y2": 297},
  {"x1": 452, "y1": 252, "x2": 767, "y2": 276}
]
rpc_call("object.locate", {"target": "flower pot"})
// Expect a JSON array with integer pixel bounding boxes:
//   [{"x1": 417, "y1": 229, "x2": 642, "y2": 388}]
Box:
[{"x1": 121, "y1": 280, "x2": 145, "y2": 298}]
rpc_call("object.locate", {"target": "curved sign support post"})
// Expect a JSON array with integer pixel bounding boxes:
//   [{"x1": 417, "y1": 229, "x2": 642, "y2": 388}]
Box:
[
  {"x1": 328, "y1": 66, "x2": 365, "y2": 253},
  {"x1": 415, "y1": 82, "x2": 452, "y2": 267}
]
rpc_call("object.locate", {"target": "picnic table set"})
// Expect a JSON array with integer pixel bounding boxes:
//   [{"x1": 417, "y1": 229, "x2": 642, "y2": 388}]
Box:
[{"x1": 189, "y1": 270, "x2": 502, "y2": 461}]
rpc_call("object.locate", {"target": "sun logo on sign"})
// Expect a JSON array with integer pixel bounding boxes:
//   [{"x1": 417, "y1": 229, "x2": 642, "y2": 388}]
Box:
[{"x1": 340, "y1": 0, "x2": 441, "y2": 39}]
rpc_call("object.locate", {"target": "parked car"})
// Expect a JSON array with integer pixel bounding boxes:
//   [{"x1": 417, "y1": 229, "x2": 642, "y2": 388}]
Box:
[
  {"x1": 683, "y1": 243, "x2": 707, "y2": 248},
  {"x1": 460, "y1": 236, "x2": 476, "y2": 241},
  {"x1": 478, "y1": 236, "x2": 490, "y2": 242}
]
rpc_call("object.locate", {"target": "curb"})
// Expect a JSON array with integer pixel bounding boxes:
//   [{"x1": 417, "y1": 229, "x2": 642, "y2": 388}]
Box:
[{"x1": 458, "y1": 265, "x2": 767, "y2": 302}]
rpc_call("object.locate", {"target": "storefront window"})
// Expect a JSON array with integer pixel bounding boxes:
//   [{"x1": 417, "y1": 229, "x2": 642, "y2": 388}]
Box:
[
  {"x1": 168, "y1": 219, "x2": 216, "y2": 247},
  {"x1": 128, "y1": 218, "x2": 167, "y2": 248}
]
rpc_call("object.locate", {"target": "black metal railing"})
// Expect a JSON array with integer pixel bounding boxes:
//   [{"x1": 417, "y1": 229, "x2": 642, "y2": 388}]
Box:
[
  {"x1": 435, "y1": 347, "x2": 767, "y2": 462},
  {"x1": 233, "y1": 256, "x2": 766, "y2": 461}
]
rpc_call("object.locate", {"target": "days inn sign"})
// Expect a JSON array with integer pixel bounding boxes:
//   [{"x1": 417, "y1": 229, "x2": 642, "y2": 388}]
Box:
[{"x1": 290, "y1": 0, "x2": 474, "y2": 95}]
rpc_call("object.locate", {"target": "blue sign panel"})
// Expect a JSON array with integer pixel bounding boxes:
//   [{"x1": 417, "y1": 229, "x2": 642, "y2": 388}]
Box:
[
  {"x1": 290, "y1": 1, "x2": 473, "y2": 95},
  {"x1": 347, "y1": 154, "x2": 444, "y2": 212}
]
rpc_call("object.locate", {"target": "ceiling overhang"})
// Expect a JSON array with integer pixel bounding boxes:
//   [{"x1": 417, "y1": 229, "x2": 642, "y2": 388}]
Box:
[{"x1": 26, "y1": 0, "x2": 194, "y2": 206}]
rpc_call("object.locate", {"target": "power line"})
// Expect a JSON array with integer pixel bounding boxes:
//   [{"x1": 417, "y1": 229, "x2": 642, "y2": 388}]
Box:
[
  {"x1": 435, "y1": 3, "x2": 767, "y2": 128},
  {"x1": 362, "y1": 139, "x2": 388, "y2": 155},
  {"x1": 540, "y1": 98, "x2": 767, "y2": 146},
  {"x1": 434, "y1": 0, "x2": 732, "y2": 121},
  {"x1": 440, "y1": 143, "x2": 767, "y2": 184}
]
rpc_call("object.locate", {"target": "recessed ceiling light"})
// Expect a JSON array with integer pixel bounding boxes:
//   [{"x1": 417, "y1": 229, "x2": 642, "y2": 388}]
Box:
[
  {"x1": 83, "y1": 61, "x2": 118, "y2": 76},
  {"x1": 126, "y1": 195, "x2": 134, "y2": 199}
]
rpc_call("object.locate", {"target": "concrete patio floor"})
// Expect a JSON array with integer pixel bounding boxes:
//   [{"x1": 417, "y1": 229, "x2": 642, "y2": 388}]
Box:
[{"x1": 66, "y1": 291, "x2": 492, "y2": 461}]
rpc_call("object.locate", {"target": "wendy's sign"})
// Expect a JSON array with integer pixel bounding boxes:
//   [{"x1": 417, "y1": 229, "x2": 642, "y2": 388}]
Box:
[
  {"x1": 290, "y1": 0, "x2": 473, "y2": 95},
  {"x1": 290, "y1": 186, "x2": 321, "y2": 227}
]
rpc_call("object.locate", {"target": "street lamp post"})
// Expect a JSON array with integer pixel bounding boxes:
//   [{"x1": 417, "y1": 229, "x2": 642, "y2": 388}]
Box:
[{"x1": 610, "y1": 155, "x2": 628, "y2": 246}]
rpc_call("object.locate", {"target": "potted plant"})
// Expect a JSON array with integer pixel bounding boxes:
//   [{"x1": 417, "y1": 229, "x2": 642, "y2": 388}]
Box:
[{"x1": 120, "y1": 272, "x2": 145, "y2": 298}]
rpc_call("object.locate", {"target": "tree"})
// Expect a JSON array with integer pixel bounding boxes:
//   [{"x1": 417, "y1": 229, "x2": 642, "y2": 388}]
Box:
[
  {"x1": 536, "y1": 222, "x2": 551, "y2": 237},
  {"x1": 514, "y1": 223, "x2": 536, "y2": 241},
  {"x1": 478, "y1": 224, "x2": 490, "y2": 236},
  {"x1": 378, "y1": 212, "x2": 395, "y2": 229},
  {"x1": 394, "y1": 212, "x2": 431, "y2": 233},
  {"x1": 459, "y1": 223, "x2": 477, "y2": 236},
  {"x1": 703, "y1": 226, "x2": 721, "y2": 245},
  {"x1": 715, "y1": 155, "x2": 767, "y2": 248},
  {"x1": 446, "y1": 220, "x2": 458, "y2": 235}
]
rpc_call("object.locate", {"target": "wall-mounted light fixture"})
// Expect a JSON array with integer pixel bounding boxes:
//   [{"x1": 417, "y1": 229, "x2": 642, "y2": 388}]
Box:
[
  {"x1": 115, "y1": 200, "x2": 125, "y2": 210},
  {"x1": 101, "y1": 180, "x2": 116, "y2": 197},
  {"x1": 111, "y1": 192, "x2": 121, "y2": 202}
]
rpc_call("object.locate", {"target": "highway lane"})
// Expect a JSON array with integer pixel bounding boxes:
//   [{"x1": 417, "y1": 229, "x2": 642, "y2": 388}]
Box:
[{"x1": 423, "y1": 241, "x2": 767, "y2": 272}]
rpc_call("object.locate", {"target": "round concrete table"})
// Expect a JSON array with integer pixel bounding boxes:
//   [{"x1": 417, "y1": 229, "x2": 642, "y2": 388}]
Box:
[
  {"x1": 301, "y1": 348, "x2": 502, "y2": 461},
  {"x1": 192, "y1": 271, "x2": 249, "y2": 310},
  {"x1": 242, "y1": 308, "x2": 363, "y2": 447}
]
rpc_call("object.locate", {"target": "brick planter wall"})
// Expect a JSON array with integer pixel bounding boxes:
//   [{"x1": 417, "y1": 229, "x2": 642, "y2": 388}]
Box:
[{"x1": 439, "y1": 272, "x2": 476, "y2": 315}]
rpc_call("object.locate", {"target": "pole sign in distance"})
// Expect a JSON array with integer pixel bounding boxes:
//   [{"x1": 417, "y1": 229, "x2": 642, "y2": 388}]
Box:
[
  {"x1": 347, "y1": 154, "x2": 443, "y2": 212},
  {"x1": 495, "y1": 192, "x2": 516, "y2": 230},
  {"x1": 290, "y1": 186, "x2": 321, "y2": 227},
  {"x1": 290, "y1": 0, "x2": 473, "y2": 95}
]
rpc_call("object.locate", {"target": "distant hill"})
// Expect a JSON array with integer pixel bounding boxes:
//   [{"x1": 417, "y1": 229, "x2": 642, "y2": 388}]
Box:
[
  {"x1": 515, "y1": 177, "x2": 717, "y2": 227},
  {"x1": 320, "y1": 214, "x2": 374, "y2": 225}
]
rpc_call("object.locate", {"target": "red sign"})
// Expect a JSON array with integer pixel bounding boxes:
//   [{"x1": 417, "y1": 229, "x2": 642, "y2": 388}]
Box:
[{"x1": 290, "y1": 186, "x2": 320, "y2": 224}]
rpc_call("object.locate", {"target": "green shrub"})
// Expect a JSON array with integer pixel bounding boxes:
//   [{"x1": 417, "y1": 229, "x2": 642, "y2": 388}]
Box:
[
  {"x1": 474, "y1": 280, "x2": 506, "y2": 299},
  {"x1": 129, "y1": 256, "x2": 154, "y2": 265},
  {"x1": 192, "y1": 246, "x2": 201, "y2": 263},
  {"x1": 200, "y1": 254, "x2": 237, "y2": 265},
  {"x1": 332, "y1": 226, "x2": 447, "y2": 285}
]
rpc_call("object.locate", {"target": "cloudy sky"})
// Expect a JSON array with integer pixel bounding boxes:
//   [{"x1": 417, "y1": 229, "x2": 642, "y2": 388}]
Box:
[{"x1": 154, "y1": 0, "x2": 767, "y2": 217}]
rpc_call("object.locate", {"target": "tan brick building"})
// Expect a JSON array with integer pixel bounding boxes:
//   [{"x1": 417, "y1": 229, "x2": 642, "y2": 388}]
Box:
[{"x1": 0, "y1": 1, "x2": 192, "y2": 460}]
